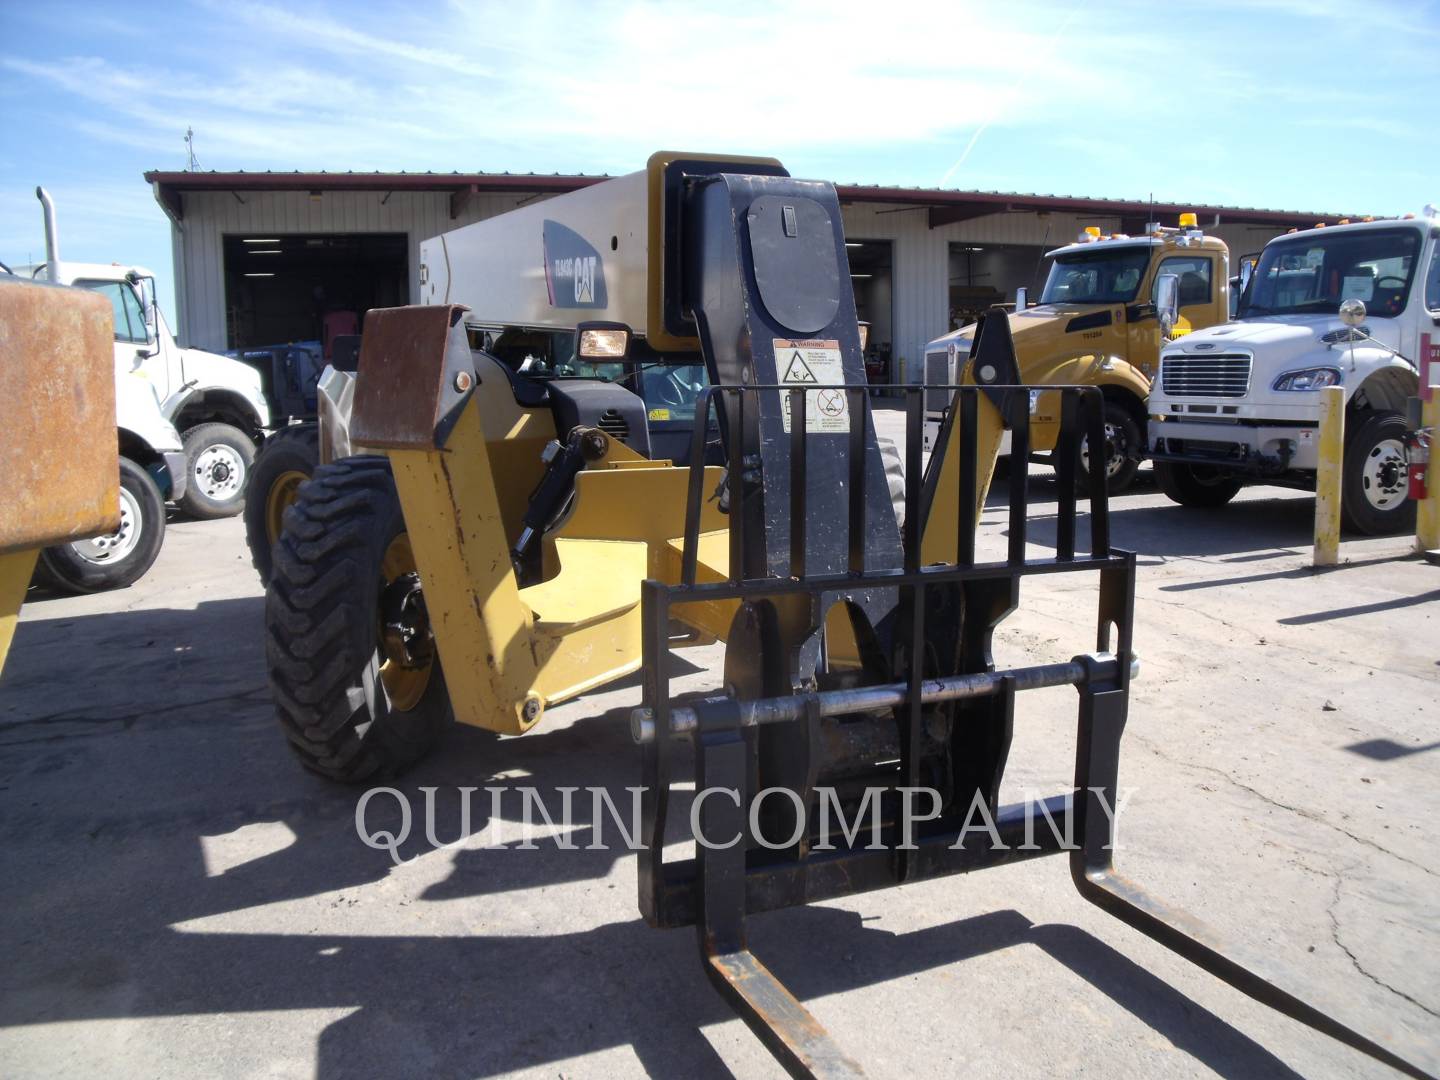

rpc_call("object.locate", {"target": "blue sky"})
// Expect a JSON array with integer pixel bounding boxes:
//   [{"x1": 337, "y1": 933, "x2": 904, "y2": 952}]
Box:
[{"x1": 3, "y1": 0, "x2": 1438, "y2": 325}]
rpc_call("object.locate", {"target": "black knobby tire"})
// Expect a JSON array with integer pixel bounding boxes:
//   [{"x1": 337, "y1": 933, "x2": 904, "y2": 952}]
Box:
[
  {"x1": 244, "y1": 424, "x2": 320, "y2": 584},
  {"x1": 1341, "y1": 410, "x2": 1415, "y2": 536},
  {"x1": 178, "y1": 421, "x2": 256, "y2": 520},
  {"x1": 1073, "y1": 400, "x2": 1142, "y2": 495},
  {"x1": 37, "y1": 457, "x2": 166, "y2": 593},
  {"x1": 265, "y1": 456, "x2": 450, "y2": 781},
  {"x1": 1154, "y1": 460, "x2": 1243, "y2": 508}
]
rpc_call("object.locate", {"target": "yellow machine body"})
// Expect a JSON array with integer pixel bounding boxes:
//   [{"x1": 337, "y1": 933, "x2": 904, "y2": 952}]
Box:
[{"x1": 353, "y1": 300, "x2": 1004, "y2": 736}]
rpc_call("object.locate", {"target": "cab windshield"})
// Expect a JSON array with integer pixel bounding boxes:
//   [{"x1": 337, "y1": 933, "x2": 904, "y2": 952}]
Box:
[
  {"x1": 1238, "y1": 227, "x2": 1420, "y2": 319},
  {"x1": 471, "y1": 325, "x2": 709, "y2": 421},
  {"x1": 1040, "y1": 247, "x2": 1152, "y2": 305}
]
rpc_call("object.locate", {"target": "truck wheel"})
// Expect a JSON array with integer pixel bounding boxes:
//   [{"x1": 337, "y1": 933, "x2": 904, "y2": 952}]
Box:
[
  {"x1": 1342, "y1": 411, "x2": 1415, "y2": 536},
  {"x1": 1154, "y1": 461, "x2": 1243, "y2": 508},
  {"x1": 37, "y1": 457, "x2": 166, "y2": 593},
  {"x1": 1075, "y1": 401, "x2": 1142, "y2": 495},
  {"x1": 243, "y1": 424, "x2": 320, "y2": 584},
  {"x1": 178, "y1": 422, "x2": 255, "y2": 519},
  {"x1": 265, "y1": 456, "x2": 450, "y2": 782}
]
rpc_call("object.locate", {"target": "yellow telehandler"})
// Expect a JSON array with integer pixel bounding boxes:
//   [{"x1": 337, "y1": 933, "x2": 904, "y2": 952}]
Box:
[{"x1": 263, "y1": 153, "x2": 1432, "y2": 1079}]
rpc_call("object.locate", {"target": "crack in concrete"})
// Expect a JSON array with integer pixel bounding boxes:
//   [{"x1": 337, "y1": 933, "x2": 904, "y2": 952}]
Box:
[
  {"x1": 1326, "y1": 872, "x2": 1440, "y2": 1021},
  {"x1": 1136, "y1": 734, "x2": 1439, "y2": 881},
  {"x1": 0, "y1": 687, "x2": 272, "y2": 745}
]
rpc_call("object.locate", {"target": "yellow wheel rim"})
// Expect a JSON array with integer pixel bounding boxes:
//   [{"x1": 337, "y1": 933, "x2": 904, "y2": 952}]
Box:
[
  {"x1": 265, "y1": 470, "x2": 309, "y2": 546},
  {"x1": 378, "y1": 533, "x2": 433, "y2": 712}
]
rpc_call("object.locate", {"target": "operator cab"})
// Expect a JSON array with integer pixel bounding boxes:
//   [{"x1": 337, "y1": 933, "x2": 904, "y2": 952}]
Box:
[{"x1": 465, "y1": 322, "x2": 715, "y2": 466}]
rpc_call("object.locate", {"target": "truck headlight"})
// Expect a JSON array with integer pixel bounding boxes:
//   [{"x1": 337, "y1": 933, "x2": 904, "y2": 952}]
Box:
[{"x1": 1273, "y1": 367, "x2": 1341, "y2": 391}]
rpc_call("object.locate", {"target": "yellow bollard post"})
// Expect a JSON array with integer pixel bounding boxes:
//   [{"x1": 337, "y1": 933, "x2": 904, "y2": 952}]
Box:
[
  {"x1": 1419, "y1": 394, "x2": 1440, "y2": 556},
  {"x1": 1313, "y1": 385, "x2": 1344, "y2": 567}
]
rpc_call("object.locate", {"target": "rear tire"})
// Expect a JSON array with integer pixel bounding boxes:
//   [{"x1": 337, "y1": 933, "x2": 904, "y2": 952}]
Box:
[
  {"x1": 1154, "y1": 460, "x2": 1243, "y2": 508},
  {"x1": 37, "y1": 457, "x2": 166, "y2": 593},
  {"x1": 178, "y1": 422, "x2": 255, "y2": 519},
  {"x1": 1341, "y1": 410, "x2": 1414, "y2": 536},
  {"x1": 244, "y1": 424, "x2": 320, "y2": 584},
  {"x1": 265, "y1": 456, "x2": 449, "y2": 782}
]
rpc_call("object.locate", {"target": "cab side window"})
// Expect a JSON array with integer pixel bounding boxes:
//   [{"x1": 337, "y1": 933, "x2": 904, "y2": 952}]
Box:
[
  {"x1": 1425, "y1": 247, "x2": 1440, "y2": 313},
  {"x1": 78, "y1": 280, "x2": 148, "y2": 345},
  {"x1": 1156, "y1": 256, "x2": 1213, "y2": 307}
]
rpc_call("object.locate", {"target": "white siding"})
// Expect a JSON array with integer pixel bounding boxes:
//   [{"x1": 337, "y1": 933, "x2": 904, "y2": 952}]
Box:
[{"x1": 171, "y1": 188, "x2": 537, "y2": 351}]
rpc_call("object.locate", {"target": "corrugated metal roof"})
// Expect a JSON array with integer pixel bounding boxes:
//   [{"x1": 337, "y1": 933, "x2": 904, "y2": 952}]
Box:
[{"x1": 142, "y1": 169, "x2": 1363, "y2": 227}]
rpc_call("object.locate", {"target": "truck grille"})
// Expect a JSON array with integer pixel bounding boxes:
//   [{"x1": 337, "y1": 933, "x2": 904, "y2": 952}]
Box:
[{"x1": 1160, "y1": 354, "x2": 1252, "y2": 398}]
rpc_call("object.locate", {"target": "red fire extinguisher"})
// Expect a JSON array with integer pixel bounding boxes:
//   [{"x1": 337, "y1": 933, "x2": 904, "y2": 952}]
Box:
[{"x1": 1408, "y1": 428, "x2": 1431, "y2": 501}]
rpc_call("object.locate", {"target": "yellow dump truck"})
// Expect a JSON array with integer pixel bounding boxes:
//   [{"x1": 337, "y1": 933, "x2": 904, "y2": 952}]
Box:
[{"x1": 925, "y1": 216, "x2": 1230, "y2": 492}]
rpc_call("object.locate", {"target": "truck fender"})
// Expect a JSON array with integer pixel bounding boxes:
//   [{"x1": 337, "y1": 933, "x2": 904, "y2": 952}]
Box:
[
  {"x1": 1026, "y1": 353, "x2": 1150, "y2": 426},
  {"x1": 168, "y1": 386, "x2": 267, "y2": 439},
  {"x1": 1349, "y1": 360, "x2": 1419, "y2": 416}
]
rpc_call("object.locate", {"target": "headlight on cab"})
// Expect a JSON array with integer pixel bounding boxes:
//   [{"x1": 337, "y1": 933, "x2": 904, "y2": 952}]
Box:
[{"x1": 1273, "y1": 367, "x2": 1341, "y2": 391}]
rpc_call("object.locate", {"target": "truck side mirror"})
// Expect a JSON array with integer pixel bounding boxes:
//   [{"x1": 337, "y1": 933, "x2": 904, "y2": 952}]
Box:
[{"x1": 1155, "y1": 273, "x2": 1180, "y2": 337}]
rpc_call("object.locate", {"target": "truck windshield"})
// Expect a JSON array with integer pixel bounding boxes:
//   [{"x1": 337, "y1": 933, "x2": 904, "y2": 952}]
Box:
[
  {"x1": 1238, "y1": 227, "x2": 1420, "y2": 319},
  {"x1": 1040, "y1": 247, "x2": 1152, "y2": 304}
]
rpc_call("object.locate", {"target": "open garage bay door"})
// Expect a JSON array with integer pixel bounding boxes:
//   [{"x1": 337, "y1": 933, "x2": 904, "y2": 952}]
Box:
[{"x1": 223, "y1": 233, "x2": 408, "y2": 350}]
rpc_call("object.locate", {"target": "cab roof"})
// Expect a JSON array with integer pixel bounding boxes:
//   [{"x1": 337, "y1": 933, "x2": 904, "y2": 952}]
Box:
[
  {"x1": 1266, "y1": 210, "x2": 1437, "y2": 246},
  {"x1": 1045, "y1": 234, "x2": 1228, "y2": 259}
]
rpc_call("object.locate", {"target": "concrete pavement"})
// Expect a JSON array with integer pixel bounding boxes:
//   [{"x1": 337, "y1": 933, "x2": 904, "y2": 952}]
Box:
[{"x1": 1, "y1": 462, "x2": 1437, "y2": 1078}]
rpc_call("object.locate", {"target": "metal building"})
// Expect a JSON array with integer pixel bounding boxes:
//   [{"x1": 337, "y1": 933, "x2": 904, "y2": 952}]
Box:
[{"x1": 145, "y1": 169, "x2": 1353, "y2": 380}]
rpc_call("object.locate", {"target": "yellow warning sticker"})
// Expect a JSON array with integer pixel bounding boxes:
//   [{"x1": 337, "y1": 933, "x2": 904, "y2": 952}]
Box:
[
  {"x1": 774, "y1": 338, "x2": 849, "y2": 433},
  {"x1": 648, "y1": 407, "x2": 671, "y2": 421}
]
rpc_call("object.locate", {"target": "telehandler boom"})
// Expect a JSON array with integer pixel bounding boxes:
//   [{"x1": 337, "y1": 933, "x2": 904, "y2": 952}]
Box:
[{"x1": 264, "y1": 153, "x2": 1434, "y2": 1078}]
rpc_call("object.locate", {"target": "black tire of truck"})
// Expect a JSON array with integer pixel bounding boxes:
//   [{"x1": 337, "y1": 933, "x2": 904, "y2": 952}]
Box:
[
  {"x1": 1341, "y1": 410, "x2": 1416, "y2": 536},
  {"x1": 1154, "y1": 460, "x2": 1244, "y2": 508},
  {"x1": 37, "y1": 457, "x2": 166, "y2": 593},
  {"x1": 1073, "y1": 400, "x2": 1143, "y2": 496},
  {"x1": 177, "y1": 422, "x2": 256, "y2": 520},
  {"x1": 265, "y1": 455, "x2": 450, "y2": 782},
  {"x1": 244, "y1": 424, "x2": 320, "y2": 584}
]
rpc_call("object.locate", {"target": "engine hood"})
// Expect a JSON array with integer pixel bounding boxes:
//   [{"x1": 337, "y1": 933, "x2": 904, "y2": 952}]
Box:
[{"x1": 1163, "y1": 314, "x2": 1405, "y2": 374}]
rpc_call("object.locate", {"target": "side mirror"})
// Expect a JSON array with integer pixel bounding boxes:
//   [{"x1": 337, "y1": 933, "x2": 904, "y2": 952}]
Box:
[
  {"x1": 1339, "y1": 298, "x2": 1366, "y2": 326},
  {"x1": 1155, "y1": 273, "x2": 1180, "y2": 337}
]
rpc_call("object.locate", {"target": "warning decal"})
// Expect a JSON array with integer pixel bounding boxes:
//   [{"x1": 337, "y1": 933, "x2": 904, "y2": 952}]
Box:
[{"x1": 775, "y1": 338, "x2": 849, "y2": 433}]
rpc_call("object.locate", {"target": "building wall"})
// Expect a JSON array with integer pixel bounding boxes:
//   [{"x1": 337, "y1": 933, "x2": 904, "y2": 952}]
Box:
[
  {"x1": 170, "y1": 187, "x2": 1291, "y2": 366},
  {"x1": 170, "y1": 188, "x2": 537, "y2": 351}
]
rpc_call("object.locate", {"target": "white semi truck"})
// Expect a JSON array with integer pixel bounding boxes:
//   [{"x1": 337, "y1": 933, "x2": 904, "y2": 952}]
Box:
[
  {"x1": 1149, "y1": 210, "x2": 1437, "y2": 535},
  {"x1": 23, "y1": 190, "x2": 271, "y2": 521},
  {"x1": 3, "y1": 198, "x2": 192, "y2": 592}
]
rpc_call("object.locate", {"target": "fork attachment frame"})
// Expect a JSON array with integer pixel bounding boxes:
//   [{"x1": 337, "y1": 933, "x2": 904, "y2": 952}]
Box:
[{"x1": 636, "y1": 381, "x2": 1434, "y2": 1080}]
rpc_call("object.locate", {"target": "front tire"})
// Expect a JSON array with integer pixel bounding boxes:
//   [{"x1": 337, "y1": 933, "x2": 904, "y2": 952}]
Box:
[
  {"x1": 265, "y1": 456, "x2": 449, "y2": 782},
  {"x1": 244, "y1": 424, "x2": 320, "y2": 584},
  {"x1": 178, "y1": 422, "x2": 255, "y2": 519},
  {"x1": 1154, "y1": 460, "x2": 1243, "y2": 508},
  {"x1": 1342, "y1": 410, "x2": 1414, "y2": 536},
  {"x1": 1074, "y1": 400, "x2": 1142, "y2": 495},
  {"x1": 38, "y1": 457, "x2": 166, "y2": 593}
]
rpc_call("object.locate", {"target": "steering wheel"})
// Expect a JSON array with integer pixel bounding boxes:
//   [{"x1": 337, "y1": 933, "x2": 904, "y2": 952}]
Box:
[{"x1": 652, "y1": 369, "x2": 691, "y2": 408}]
